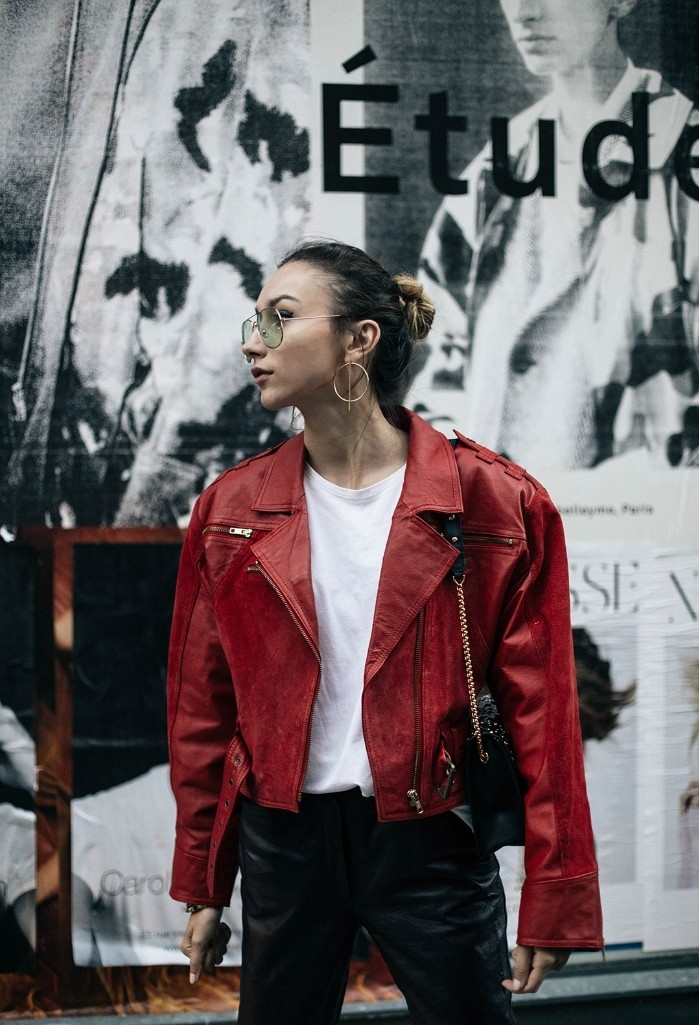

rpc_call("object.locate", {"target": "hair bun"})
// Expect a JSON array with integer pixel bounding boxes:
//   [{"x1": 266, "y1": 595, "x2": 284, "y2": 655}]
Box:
[{"x1": 393, "y1": 273, "x2": 436, "y2": 341}]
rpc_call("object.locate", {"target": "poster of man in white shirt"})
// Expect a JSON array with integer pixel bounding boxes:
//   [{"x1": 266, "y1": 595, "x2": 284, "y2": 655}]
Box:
[{"x1": 362, "y1": 0, "x2": 699, "y2": 477}]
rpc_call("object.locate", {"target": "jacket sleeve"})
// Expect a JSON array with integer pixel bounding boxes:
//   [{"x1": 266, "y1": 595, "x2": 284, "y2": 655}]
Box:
[
  {"x1": 167, "y1": 497, "x2": 238, "y2": 906},
  {"x1": 489, "y1": 486, "x2": 603, "y2": 950}
]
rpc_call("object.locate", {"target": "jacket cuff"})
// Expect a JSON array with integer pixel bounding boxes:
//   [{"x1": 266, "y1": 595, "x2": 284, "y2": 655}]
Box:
[
  {"x1": 169, "y1": 843, "x2": 234, "y2": 907},
  {"x1": 517, "y1": 871, "x2": 603, "y2": 949}
]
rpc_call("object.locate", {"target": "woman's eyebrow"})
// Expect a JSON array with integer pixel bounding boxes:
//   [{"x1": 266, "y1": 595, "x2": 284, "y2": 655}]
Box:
[{"x1": 255, "y1": 293, "x2": 300, "y2": 312}]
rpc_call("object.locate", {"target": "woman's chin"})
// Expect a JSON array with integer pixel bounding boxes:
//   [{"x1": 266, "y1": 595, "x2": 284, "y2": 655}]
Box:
[{"x1": 258, "y1": 390, "x2": 287, "y2": 413}]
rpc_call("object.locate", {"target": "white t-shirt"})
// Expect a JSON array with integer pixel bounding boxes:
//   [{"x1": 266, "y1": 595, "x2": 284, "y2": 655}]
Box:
[{"x1": 302, "y1": 463, "x2": 406, "y2": 796}]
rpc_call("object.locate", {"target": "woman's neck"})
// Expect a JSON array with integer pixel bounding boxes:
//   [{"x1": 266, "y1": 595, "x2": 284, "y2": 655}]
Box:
[{"x1": 302, "y1": 402, "x2": 408, "y2": 490}]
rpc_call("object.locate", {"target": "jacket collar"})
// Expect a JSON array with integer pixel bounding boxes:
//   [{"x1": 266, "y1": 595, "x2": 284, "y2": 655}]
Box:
[
  {"x1": 252, "y1": 431, "x2": 307, "y2": 512},
  {"x1": 252, "y1": 408, "x2": 463, "y2": 515}
]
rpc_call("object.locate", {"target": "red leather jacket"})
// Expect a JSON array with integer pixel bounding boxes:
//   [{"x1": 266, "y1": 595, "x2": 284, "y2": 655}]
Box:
[{"x1": 168, "y1": 410, "x2": 603, "y2": 950}]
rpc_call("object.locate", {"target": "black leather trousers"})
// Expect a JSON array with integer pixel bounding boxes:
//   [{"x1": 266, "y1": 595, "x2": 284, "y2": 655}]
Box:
[{"x1": 237, "y1": 789, "x2": 516, "y2": 1025}]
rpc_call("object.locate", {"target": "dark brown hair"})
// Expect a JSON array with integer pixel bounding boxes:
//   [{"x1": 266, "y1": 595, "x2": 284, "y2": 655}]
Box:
[{"x1": 279, "y1": 239, "x2": 435, "y2": 415}]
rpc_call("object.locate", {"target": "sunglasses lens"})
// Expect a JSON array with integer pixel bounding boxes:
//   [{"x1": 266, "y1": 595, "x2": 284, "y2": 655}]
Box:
[
  {"x1": 259, "y1": 308, "x2": 282, "y2": 348},
  {"x1": 241, "y1": 319, "x2": 253, "y2": 345}
]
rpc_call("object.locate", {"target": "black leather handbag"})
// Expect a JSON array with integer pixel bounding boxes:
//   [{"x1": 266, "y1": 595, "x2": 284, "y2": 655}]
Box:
[{"x1": 442, "y1": 512, "x2": 525, "y2": 858}]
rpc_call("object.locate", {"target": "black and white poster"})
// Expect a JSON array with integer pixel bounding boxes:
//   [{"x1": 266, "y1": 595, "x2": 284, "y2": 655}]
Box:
[
  {"x1": 363, "y1": 1, "x2": 699, "y2": 482},
  {"x1": 2, "y1": 0, "x2": 697, "y2": 532},
  {"x1": 1, "y1": 0, "x2": 310, "y2": 529}
]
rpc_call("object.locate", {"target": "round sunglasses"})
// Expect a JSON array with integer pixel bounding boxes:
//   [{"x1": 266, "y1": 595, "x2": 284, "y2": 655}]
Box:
[{"x1": 241, "y1": 307, "x2": 345, "y2": 350}]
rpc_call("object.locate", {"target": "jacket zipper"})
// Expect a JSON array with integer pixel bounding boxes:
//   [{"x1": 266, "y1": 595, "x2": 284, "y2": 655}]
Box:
[
  {"x1": 407, "y1": 609, "x2": 425, "y2": 814},
  {"x1": 247, "y1": 561, "x2": 322, "y2": 799},
  {"x1": 202, "y1": 525, "x2": 253, "y2": 538},
  {"x1": 462, "y1": 533, "x2": 513, "y2": 546}
]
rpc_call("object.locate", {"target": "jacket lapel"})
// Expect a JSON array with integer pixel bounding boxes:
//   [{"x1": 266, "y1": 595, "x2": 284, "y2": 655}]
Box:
[
  {"x1": 251, "y1": 434, "x2": 319, "y2": 651},
  {"x1": 366, "y1": 412, "x2": 463, "y2": 682},
  {"x1": 252, "y1": 507, "x2": 319, "y2": 653},
  {"x1": 365, "y1": 506, "x2": 458, "y2": 683}
]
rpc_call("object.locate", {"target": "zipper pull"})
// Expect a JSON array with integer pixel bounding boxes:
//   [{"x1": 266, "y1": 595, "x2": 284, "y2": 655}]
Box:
[{"x1": 407, "y1": 789, "x2": 424, "y2": 814}]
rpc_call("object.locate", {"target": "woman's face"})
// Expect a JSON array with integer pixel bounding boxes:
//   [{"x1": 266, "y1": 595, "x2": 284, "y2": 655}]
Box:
[
  {"x1": 242, "y1": 261, "x2": 347, "y2": 414},
  {"x1": 499, "y1": 0, "x2": 625, "y2": 78}
]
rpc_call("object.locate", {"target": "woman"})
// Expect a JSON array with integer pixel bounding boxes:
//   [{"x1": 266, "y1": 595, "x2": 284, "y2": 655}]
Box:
[
  {"x1": 411, "y1": 0, "x2": 699, "y2": 473},
  {"x1": 167, "y1": 240, "x2": 602, "y2": 1025}
]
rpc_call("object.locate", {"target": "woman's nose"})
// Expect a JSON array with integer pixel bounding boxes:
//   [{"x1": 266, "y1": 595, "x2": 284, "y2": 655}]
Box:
[{"x1": 241, "y1": 322, "x2": 265, "y2": 364}]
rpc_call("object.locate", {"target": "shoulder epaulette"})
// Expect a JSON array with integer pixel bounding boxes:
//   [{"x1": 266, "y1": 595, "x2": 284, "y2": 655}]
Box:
[{"x1": 453, "y1": 431, "x2": 527, "y2": 481}]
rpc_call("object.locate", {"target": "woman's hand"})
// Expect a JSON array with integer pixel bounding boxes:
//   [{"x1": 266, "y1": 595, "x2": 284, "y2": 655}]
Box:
[
  {"x1": 501, "y1": 945, "x2": 571, "y2": 994},
  {"x1": 180, "y1": 907, "x2": 231, "y2": 983}
]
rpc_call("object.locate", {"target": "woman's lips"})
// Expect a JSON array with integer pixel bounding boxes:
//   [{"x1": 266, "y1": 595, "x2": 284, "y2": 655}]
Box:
[{"x1": 251, "y1": 368, "x2": 272, "y2": 384}]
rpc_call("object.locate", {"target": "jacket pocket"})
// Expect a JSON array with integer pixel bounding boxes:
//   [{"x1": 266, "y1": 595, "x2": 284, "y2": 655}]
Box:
[{"x1": 202, "y1": 522, "x2": 267, "y2": 594}]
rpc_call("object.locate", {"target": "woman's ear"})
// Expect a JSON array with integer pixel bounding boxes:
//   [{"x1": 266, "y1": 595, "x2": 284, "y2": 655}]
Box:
[{"x1": 345, "y1": 319, "x2": 381, "y2": 360}]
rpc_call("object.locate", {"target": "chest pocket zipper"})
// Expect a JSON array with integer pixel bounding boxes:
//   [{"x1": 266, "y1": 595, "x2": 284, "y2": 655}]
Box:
[
  {"x1": 462, "y1": 533, "x2": 514, "y2": 547},
  {"x1": 202, "y1": 525, "x2": 254, "y2": 538}
]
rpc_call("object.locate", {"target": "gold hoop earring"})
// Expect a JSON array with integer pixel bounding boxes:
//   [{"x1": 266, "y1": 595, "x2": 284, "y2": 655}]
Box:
[{"x1": 333, "y1": 362, "x2": 370, "y2": 408}]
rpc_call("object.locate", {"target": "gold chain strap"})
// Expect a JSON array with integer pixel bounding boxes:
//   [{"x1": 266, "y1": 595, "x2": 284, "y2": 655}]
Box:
[{"x1": 454, "y1": 576, "x2": 489, "y2": 765}]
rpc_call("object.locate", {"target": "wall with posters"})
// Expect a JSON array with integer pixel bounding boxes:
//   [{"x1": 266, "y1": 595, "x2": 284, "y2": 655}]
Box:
[{"x1": 0, "y1": 0, "x2": 698, "y2": 1015}]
